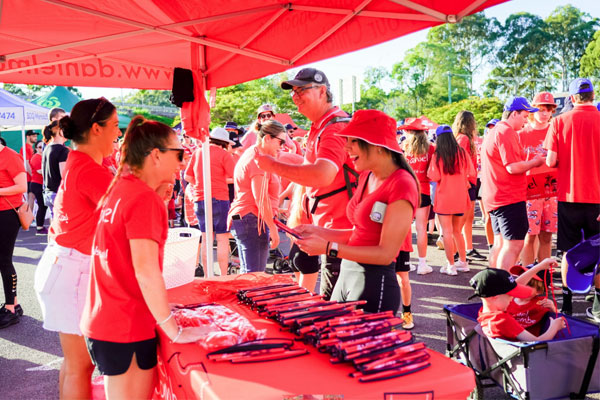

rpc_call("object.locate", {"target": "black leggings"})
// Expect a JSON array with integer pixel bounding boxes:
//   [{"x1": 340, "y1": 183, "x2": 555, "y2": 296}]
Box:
[
  {"x1": 331, "y1": 259, "x2": 400, "y2": 314},
  {"x1": 0, "y1": 209, "x2": 20, "y2": 304},
  {"x1": 30, "y1": 182, "x2": 47, "y2": 228}
]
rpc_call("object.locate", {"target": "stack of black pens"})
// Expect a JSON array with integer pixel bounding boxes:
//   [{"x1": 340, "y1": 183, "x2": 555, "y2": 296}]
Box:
[{"x1": 236, "y1": 283, "x2": 431, "y2": 382}]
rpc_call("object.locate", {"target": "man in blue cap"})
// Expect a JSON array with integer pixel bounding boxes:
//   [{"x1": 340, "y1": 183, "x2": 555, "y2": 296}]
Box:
[
  {"x1": 544, "y1": 78, "x2": 600, "y2": 320},
  {"x1": 480, "y1": 97, "x2": 545, "y2": 272}
]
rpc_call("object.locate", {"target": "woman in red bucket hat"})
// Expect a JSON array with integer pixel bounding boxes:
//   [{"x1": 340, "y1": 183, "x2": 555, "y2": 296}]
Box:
[{"x1": 296, "y1": 110, "x2": 420, "y2": 327}]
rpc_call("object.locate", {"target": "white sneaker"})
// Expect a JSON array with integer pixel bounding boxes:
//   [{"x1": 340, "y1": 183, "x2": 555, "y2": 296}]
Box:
[
  {"x1": 455, "y1": 260, "x2": 470, "y2": 272},
  {"x1": 417, "y1": 264, "x2": 433, "y2": 275},
  {"x1": 441, "y1": 263, "x2": 457, "y2": 276},
  {"x1": 409, "y1": 264, "x2": 417, "y2": 272}
]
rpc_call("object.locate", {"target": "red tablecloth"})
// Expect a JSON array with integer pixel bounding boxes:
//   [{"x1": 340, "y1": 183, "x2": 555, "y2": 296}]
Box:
[{"x1": 156, "y1": 277, "x2": 475, "y2": 400}]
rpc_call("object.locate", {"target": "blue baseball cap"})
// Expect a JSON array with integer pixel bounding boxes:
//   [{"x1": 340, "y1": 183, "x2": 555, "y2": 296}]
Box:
[
  {"x1": 566, "y1": 234, "x2": 600, "y2": 293},
  {"x1": 486, "y1": 118, "x2": 500, "y2": 127},
  {"x1": 504, "y1": 97, "x2": 539, "y2": 113},
  {"x1": 569, "y1": 78, "x2": 593, "y2": 95},
  {"x1": 435, "y1": 125, "x2": 452, "y2": 136}
]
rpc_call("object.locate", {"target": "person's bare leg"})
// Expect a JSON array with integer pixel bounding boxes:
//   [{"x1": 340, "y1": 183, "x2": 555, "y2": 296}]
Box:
[
  {"x1": 453, "y1": 215, "x2": 467, "y2": 262},
  {"x1": 396, "y1": 271, "x2": 411, "y2": 307},
  {"x1": 439, "y1": 215, "x2": 455, "y2": 264},
  {"x1": 521, "y1": 233, "x2": 537, "y2": 266},
  {"x1": 497, "y1": 239, "x2": 524, "y2": 271},
  {"x1": 104, "y1": 354, "x2": 155, "y2": 400},
  {"x1": 463, "y1": 201, "x2": 475, "y2": 250},
  {"x1": 538, "y1": 231, "x2": 553, "y2": 261},
  {"x1": 58, "y1": 333, "x2": 94, "y2": 400},
  {"x1": 415, "y1": 207, "x2": 429, "y2": 259},
  {"x1": 216, "y1": 234, "x2": 230, "y2": 276},
  {"x1": 28, "y1": 192, "x2": 35, "y2": 214},
  {"x1": 489, "y1": 234, "x2": 503, "y2": 269},
  {"x1": 298, "y1": 272, "x2": 318, "y2": 292}
]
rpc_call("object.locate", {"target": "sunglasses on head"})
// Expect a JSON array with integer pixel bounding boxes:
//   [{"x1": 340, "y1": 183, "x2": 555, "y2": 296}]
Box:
[
  {"x1": 157, "y1": 148, "x2": 184, "y2": 162},
  {"x1": 271, "y1": 135, "x2": 285, "y2": 146},
  {"x1": 91, "y1": 97, "x2": 109, "y2": 122}
]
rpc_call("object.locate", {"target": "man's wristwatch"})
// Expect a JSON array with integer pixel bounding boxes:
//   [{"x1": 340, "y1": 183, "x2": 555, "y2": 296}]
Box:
[{"x1": 328, "y1": 242, "x2": 339, "y2": 258}]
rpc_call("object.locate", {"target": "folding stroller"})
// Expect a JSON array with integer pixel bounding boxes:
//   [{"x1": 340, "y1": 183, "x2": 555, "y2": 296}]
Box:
[{"x1": 444, "y1": 303, "x2": 600, "y2": 400}]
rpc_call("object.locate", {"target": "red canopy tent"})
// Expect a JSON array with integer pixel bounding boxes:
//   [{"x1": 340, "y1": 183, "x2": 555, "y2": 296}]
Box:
[{"x1": 0, "y1": 0, "x2": 508, "y2": 274}]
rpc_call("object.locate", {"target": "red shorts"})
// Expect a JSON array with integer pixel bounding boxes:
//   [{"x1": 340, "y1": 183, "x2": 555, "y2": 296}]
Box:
[{"x1": 526, "y1": 197, "x2": 557, "y2": 235}]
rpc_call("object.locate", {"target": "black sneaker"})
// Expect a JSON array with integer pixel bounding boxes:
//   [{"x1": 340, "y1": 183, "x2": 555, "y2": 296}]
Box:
[
  {"x1": 194, "y1": 264, "x2": 204, "y2": 278},
  {"x1": 0, "y1": 305, "x2": 19, "y2": 329},
  {"x1": 454, "y1": 252, "x2": 472, "y2": 262},
  {"x1": 586, "y1": 307, "x2": 600, "y2": 324},
  {"x1": 467, "y1": 248, "x2": 487, "y2": 261},
  {"x1": 15, "y1": 304, "x2": 23, "y2": 317}
]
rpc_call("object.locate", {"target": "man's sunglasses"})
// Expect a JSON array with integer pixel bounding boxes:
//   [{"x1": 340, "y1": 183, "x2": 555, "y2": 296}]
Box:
[{"x1": 258, "y1": 113, "x2": 274, "y2": 119}]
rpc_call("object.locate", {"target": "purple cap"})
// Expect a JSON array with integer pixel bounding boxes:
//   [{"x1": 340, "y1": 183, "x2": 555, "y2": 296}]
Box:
[
  {"x1": 569, "y1": 78, "x2": 593, "y2": 95},
  {"x1": 566, "y1": 234, "x2": 600, "y2": 293},
  {"x1": 504, "y1": 97, "x2": 539, "y2": 113},
  {"x1": 435, "y1": 125, "x2": 452, "y2": 136}
]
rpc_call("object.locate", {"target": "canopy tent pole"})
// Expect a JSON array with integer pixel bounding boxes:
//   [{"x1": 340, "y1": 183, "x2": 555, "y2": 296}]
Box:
[
  {"x1": 21, "y1": 109, "x2": 27, "y2": 169},
  {"x1": 192, "y1": 42, "x2": 214, "y2": 278}
]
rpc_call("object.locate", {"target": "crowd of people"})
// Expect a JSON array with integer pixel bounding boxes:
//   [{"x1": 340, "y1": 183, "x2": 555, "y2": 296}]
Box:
[{"x1": 0, "y1": 69, "x2": 598, "y2": 398}]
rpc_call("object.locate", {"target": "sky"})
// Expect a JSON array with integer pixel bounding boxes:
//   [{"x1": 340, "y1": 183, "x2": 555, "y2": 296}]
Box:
[{"x1": 77, "y1": 0, "x2": 600, "y2": 100}]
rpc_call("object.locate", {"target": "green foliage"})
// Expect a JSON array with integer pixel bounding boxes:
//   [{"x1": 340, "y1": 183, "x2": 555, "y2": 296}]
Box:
[
  {"x1": 209, "y1": 73, "x2": 308, "y2": 129},
  {"x1": 423, "y1": 97, "x2": 503, "y2": 134},
  {"x1": 122, "y1": 89, "x2": 172, "y2": 107},
  {"x1": 580, "y1": 30, "x2": 600, "y2": 83},
  {"x1": 129, "y1": 108, "x2": 174, "y2": 126},
  {"x1": 2, "y1": 84, "x2": 81, "y2": 99}
]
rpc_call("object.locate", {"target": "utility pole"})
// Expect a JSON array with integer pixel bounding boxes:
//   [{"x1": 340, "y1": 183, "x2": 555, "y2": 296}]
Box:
[{"x1": 446, "y1": 72, "x2": 472, "y2": 104}]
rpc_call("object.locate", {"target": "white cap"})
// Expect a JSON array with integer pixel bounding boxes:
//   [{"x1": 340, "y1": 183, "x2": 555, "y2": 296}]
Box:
[{"x1": 210, "y1": 127, "x2": 234, "y2": 144}]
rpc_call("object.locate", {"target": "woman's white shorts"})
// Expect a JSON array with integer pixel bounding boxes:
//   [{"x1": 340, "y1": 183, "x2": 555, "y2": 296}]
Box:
[{"x1": 34, "y1": 243, "x2": 91, "y2": 335}]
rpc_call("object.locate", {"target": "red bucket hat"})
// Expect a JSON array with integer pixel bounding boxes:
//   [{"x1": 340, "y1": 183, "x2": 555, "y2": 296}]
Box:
[
  {"x1": 335, "y1": 110, "x2": 401, "y2": 154},
  {"x1": 397, "y1": 116, "x2": 436, "y2": 131}
]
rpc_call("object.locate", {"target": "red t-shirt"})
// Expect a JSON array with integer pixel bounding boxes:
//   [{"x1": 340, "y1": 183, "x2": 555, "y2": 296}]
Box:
[
  {"x1": 427, "y1": 151, "x2": 475, "y2": 215},
  {"x1": 80, "y1": 174, "x2": 168, "y2": 343},
  {"x1": 304, "y1": 107, "x2": 353, "y2": 229},
  {"x1": 456, "y1": 134, "x2": 477, "y2": 182},
  {"x1": 0, "y1": 147, "x2": 26, "y2": 211},
  {"x1": 228, "y1": 145, "x2": 281, "y2": 223},
  {"x1": 346, "y1": 169, "x2": 418, "y2": 255},
  {"x1": 544, "y1": 104, "x2": 600, "y2": 204},
  {"x1": 518, "y1": 124, "x2": 557, "y2": 200},
  {"x1": 50, "y1": 151, "x2": 114, "y2": 255},
  {"x1": 506, "y1": 296, "x2": 551, "y2": 336},
  {"x1": 19, "y1": 143, "x2": 33, "y2": 182},
  {"x1": 477, "y1": 309, "x2": 524, "y2": 340},
  {"x1": 30, "y1": 153, "x2": 43, "y2": 185},
  {"x1": 185, "y1": 144, "x2": 235, "y2": 201},
  {"x1": 404, "y1": 144, "x2": 435, "y2": 196},
  {"x1": 474, "y1": 136, "x2": 483, "y2": 177},
  {"x1": 480, "y1": 121, "x2": 527, "y2": 211}
]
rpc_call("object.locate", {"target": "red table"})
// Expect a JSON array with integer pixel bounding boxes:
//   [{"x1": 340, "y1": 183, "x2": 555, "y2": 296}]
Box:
[{"x1": 155, "y1": 277, "x2": 475, "y2": 400}]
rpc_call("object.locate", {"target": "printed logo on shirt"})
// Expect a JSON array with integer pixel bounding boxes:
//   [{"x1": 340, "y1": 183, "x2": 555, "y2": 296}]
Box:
[
  {"x1": 100, "y1": 198, "x2": 122, "y2": 225},
  {"x1": 92, "y1": 246, "x2": 109, "y2": 263}
]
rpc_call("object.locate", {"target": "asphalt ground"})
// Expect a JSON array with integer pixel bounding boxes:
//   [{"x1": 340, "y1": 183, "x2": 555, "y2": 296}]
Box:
[{"x1": 1, "y1": 215, "x2": 598, "y2": 400}]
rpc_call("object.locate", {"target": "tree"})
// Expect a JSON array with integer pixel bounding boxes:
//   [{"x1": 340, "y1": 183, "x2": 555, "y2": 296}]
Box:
[
  {"x1": 428, "y1": 13, "x2": 500, "y2": 94},
  {"x1": 580, "y1": 30, "x2": 600, "y2": 83},
  {"x1": 546, "y1": 6, "x2": 599, "y2": 91},
  {"x1": 121, "y1": 89, "x2": 172, "y2": 107},
  {"x1": 424, "y1": 97, "x2": 504, "y2": 134},
  {"x1": 485, "y1": 13, "x2": 552, "y2": 98},
  {"x1": 2, "y1": 84, "x2": 82, "y2": 99}
]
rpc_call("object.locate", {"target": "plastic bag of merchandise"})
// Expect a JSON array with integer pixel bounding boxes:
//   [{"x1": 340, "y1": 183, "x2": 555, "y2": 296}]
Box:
[{"x1": 172, "y1": 304, "x2": 266, "y2": 351}]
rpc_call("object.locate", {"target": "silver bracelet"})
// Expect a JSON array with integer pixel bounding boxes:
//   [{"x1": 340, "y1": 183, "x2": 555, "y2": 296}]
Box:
[
  {"x1": 157, "y1": 312, "x2": 173, "y2": 326},
  {"x1": 172, "y1": 326, "x2": 183, "y2": 343}
]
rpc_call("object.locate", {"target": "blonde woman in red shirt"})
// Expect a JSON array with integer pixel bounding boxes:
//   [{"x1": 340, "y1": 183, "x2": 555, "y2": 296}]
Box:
[{"x1": 427, "y1": 125, "x2": 476, "y2": 275}]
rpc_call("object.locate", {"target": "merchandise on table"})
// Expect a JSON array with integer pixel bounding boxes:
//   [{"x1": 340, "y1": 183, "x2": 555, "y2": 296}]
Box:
[{"x1": 235, "y1": 283, "x2": 431, "y2": 382}]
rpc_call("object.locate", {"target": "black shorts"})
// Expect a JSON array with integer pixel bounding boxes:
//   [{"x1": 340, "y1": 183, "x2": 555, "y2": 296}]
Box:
[
  {"x1": 395, "y1": 250, "x2": 411, "y2": 272},
  {"x1": 467, "y1": 180, "x2": 480, "y2": 202},
  {"x1": 289, "y1": 243, "x2": 320, "y2": 274},
  {"x1": 475, "y1": 178, "x2": 482, "y2": 200},
  {"x1": 332, "y1": 259, "x2": 400, "y2": 314},
  {"x1": 27, "y1": 181, "x2": 33, "y2": 193},
  {"x1": 419, "y1": 194, "x2": 431, "y2": 208},
  {"x1": 557, "y1": 201, "x2": 600, "y2": 252},
  {"x1": 428, "y1": 205, "x2": 435, "y2": 220},
  {"x1": 489, "y1": 201, "x2": 528, "y2": 241},
  {"x1": 85, "y1": 336, "x2": 158, "y2": 376}
]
